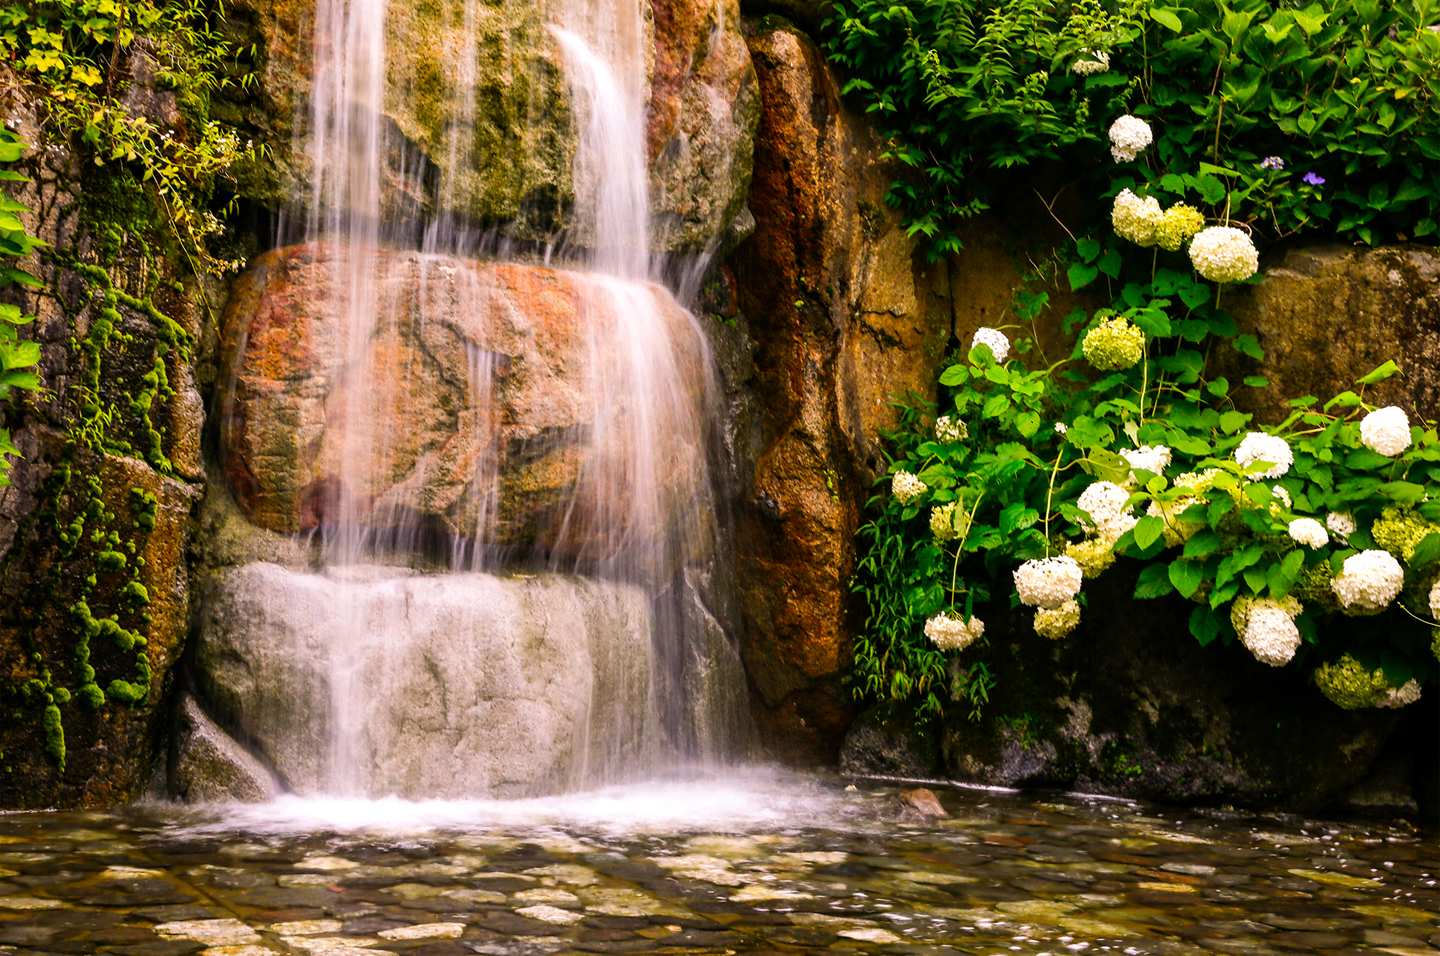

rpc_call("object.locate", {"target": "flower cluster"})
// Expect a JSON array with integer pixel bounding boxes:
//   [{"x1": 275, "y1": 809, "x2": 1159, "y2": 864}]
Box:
[
  {"x1": 1359, "y1": 406, "x2": 1412, "y2": 457},
  {"x1": 1327, "y1": 511, "x2": 1356, "y2": 538},
  {"x1": 1188, "y1": 226, "x2": 1259, "y2": 283},
  {"x1": 1154, "y1": 204, "x2": 1206, "y2": 252},
  {"x1": 1314, "y1": 655, "x2": 1417, "y2": 709},
  {"x1": 1371, "y1": 506, "x2": 1439, "y2": 562},
  {"x1": 1082, "y1": 315, "x2": 1146, "y2": 370},
  {"x1": 1259, "y1": 156, "x2": 1285, "y2": 171},
  {"x1": 1111, "y1": 189, "x2": 1162, "y2": 246},
  {"x1": 1313, "y1": 655, "x2": 1393, "y2": 708},
  {"x1": 1013, "y1": 556, "x2": 1084, "y2": 609},
  {"x1": 924, "y1": 611, "x2": 984, "y2": 651},
  {"x1": 892, "y1": 470, "x2": 927, "y2": 503},
  {"x1": 1430, "y1": 579, "x2": 1440, "y2": 619},
  {"x1": 1121, "y1": 445, "x2": 1172, "y2": 478},
  {"x1": 1287, "y1": 517, "x2": 1329, "y2": 549},
  {"x1": 1071, "y1": 50, "x2": 1110, "y2": 75},
  {"x1": 1065, "y1": 537, "x2": 1116, "y2": 578},
  {"x1": 1077, "y1": 480, "x2": 1136, "y2": 541},
  {"x1": 971, "y1": 327, "x2": 1010, "y2": 362},
  {"x1": 1331, "y1": 549, "x2": 1405, "y2": 614},
  {"x1": 1234, "y1": 432, "x2": 1293, "y2": 478},
  {"x1": 1108, "y1": 115, "x2": 1152, "y2": 162},
  {"x1": 1034, "y1": 599, "x2": 1081, "y2": 639},
  {"x1": 1375, "y1": 679, "x2": 1423, "y2": 708},
  {"x1": 930, "y1": 502, "x2": 966, "y2": 541},
  {"x1": 935, "y1": 415, "x2": 967, "y2": 443},
  {"x1": 1231, "y1": 595, "x2": 1303, "y2": 666}
]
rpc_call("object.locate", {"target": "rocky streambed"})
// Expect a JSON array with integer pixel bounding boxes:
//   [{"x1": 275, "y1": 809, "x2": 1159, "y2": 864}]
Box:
[{"x1": 0, "y1": 774, "x2": 1433, "y2": 956}]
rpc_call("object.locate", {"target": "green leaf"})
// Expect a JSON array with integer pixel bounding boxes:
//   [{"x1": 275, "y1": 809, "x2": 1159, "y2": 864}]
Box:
[
  {"x1": 1408, "y1": 532, "x2": 1440, "y2": 568},
  {"x1": 1169, "y1": 559, "x2": 1206, "y2": 598},
  {"x1": 1184, "y1": 530, "x2": 1223, "y2": 559},
  {"x1": 1067, "y1": 263, "x2": 1099, "y2": 290},
  {"x1": 1076, "y1": 238, "x2": 1101, "y2": 263},
  {"x1": 1189, "y1": 605, "x2": 1222, "y2": 646},
  {"x1": 1135, "y1": 562, "x2": 1176, "y2": 599},
  {"x1": 1150, "y1": 6, "x2": 1183, "y2": 31},
  {"x1": 1357, "y1": 360, "x2": 1401, "y2": 385},
  {"x1": 1133, "y1": 515, "x2": 1166, "y2": 550},
  {"x1": 938, "y1": 364, "x2": 968, "y2": 386},
  {"x1": 1015, "y1": 410, "x2": 1041, "y2": 437},
  {"x1": 999, "y1": 503, "x2": 1040, "y2": 533},
  {"x1": 1219, "y1": 409, "x2": 1249, "y2": 434},
  {"x1": 1379, "y1": 481, "x2": 1427, "y2": 504},
  {"x1": 982, "y1": 394, "x2": 1011, "y2": 418}
]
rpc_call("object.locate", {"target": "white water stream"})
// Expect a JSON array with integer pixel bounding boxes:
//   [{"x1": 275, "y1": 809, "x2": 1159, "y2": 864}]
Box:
[{"x1": 216, "y1": 0, "x2": 748, "y2": 799}]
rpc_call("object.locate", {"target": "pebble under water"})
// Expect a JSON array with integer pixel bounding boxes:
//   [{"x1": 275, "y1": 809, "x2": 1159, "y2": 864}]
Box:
[{"x1": 0, "y1": 772, "x2": 1434, "y2": 956}]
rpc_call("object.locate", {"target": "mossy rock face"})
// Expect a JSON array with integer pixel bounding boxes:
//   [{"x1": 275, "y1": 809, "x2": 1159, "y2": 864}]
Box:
[
  {"x1": 0, "y1": 101, "x2": 204, "y2": 809},
  {"x1": 938, "y1": 564, "x2": 1404, "y2": 812},
  {"x1": 222, "y1": 0, "x2": 759, "y2": 253},
  {"x1": 1218, "y1": 244, "x2": 1440, "y2": 423}
]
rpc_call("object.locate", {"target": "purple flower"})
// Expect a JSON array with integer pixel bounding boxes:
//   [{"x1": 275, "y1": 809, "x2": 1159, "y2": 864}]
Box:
[
  {"x1": 1303, "y1": 172, "x2": 1326, "y2": 186},
  {"x1": 1260, "y1": 156, "x2": 1284, "y2": 171}
]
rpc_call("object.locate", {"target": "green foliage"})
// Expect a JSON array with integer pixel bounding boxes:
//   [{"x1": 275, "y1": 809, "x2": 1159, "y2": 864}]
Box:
[
  {"x1": 825, "y1": 0, "x2": 1440, "y2": 255},
  {"x1": 0, "y1": 0, "x2": 263, "y2": 272},
  {"x1": 0, "y1": 128, "x2": 45, "y2": 487}
]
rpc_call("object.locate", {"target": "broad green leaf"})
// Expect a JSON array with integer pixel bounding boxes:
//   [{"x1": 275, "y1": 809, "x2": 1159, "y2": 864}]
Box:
[
  {"x1": 1184, "y1": 529, "x2": 1223, "y2": 559},
  {"x1": 1169, "y1": 558, "x2": 1206, "y2": 598},
  {"x1": 1150, "y1": 6, "x2": 1183, "y2": 31},
  {"x1": 938, "y1": 364, "x2": 968, "y2": 386},
  {"x1": 1134, "y1": 515, "x2": 1166, "y2": 550},
  {"x1": 1407, "y1": 532, "x2": 1440, "y2": 567},
  {"x1": 1357, "y1": 360, "x2": 1401, "y2": 385},
  {"x1": 1135, "y1": 561, "x2": 1176, "y2": 598},
  {"x1": 1067, "y1": 263, "x2": 1098, "y2": 290},
  {"x1": 1189, "y1": 605, "x2": 1223, "y2": 646}
]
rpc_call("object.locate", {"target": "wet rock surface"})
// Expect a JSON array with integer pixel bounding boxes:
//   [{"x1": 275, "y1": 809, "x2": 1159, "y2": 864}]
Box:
[
  {"x1": 218, "y1": 243, "x2": 711, "y2": 564},
  {"x1": 726, "y1": 19, "x2": 954, "y2": 765},
  {"x1": 0, "y1": 780, "x2": 1432, "y2": 956}
]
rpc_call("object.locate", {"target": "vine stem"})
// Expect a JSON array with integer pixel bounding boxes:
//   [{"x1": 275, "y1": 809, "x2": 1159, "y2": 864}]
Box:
[
  {"x1": 948, "y1": 492, "x2": 985, "y2": 611},
  {"x1": 1042, "y1": 448, "x2": 1064, "y2": 556}
]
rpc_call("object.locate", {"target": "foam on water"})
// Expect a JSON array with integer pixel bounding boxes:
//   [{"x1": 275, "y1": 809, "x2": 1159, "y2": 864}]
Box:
[{"x1": 164, "y1": 769, "x2": 863, "y2": 838}]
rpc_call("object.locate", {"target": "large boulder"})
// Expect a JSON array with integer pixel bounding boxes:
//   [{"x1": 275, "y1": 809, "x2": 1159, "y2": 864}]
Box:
[
  {"x1": 219, "y1": 0, "x2": 758, "y2": 253},
  {"x1": 1220, "y1": 244, "x2": 1440, "y2": 422},
  {"x1": 724, "y1": 20, "x2": 955, "y2": 764},
  {"x1": 218, "y1": 243, "x2": 713, "y2": 572},
  {"x1": 192, "y1": 562, "x2": 667, "y2": 797}
]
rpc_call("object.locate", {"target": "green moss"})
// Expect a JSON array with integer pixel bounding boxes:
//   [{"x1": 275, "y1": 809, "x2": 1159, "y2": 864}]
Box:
[{"x1": 42, "y1": 704, "x2": 65, "y2": 771}]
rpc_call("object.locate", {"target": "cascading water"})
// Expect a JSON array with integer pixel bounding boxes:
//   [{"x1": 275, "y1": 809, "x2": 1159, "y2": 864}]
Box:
[{"x1": 208, "y1": 0, "x2": 751, "y2": 799}]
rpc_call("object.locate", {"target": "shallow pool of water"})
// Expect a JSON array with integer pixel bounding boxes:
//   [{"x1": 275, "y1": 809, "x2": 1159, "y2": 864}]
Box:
[{"x1": 0, "y1": 771, "x2": 1434, "y2": 956}]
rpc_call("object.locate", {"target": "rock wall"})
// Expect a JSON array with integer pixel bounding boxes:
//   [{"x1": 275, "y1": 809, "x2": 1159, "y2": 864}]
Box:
[
  {"x1": 0, "y1": 91, "x2": 204, "y2": 807},
  {"x1": 723, "y1": 20, "x2": 954, "y2": 764}
]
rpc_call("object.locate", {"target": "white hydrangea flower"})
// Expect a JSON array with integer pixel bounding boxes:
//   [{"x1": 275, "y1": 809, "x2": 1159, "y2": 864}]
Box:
[
  {"x1": 971, "y1": 327, "x2": 1010, "y2": 362},
  {"x1": 1332, "y1": 549, "x2": 1405, "y2": 613},
  {"x1": 1014, "y1": 556, "x2": 1084, "y2": 609},
  {"x1": 892, "y1": 470, "x2": 927, "y2": 503},
  {"x1": 1374, "y1": 678, "x2": 1422, "y2": 708},
  {"x1": 1188, "y1": 226, "x2": 1259, "y2": 283},
  {"x1": 1077, "y1": 480, "x2": 1131, "y2": 531},
  {"x1": 924, "y1": 611, "x2": 984, "y2": 652},
  {"x1": 935, "y1": 415, "x2": 968, "y2": 443},
  {"x1": 1034, "y1": 599, "x2": 1081, "y2": 639},
  {"x1": 1269, "y1": 484, "x2": 1291, "y2": 510},
  {"x1": 1070, "y1": 50, "x2": 1110, "y2": 75},
  {"x1": 1242, "y1": 604, "x2": 1302, "y2": 666},
  {"x1": 1288, "y1": 517, "x2": 1328, "y2": 549},
  {"x1": 1121, "y1": 445, "x2": 1172, "y2": 478},
  {"x1": 930, "y1": 502, "x2": 962, "y2": 541},
  {"x1": 1111, "y1": 189, "x2": 1163, "y2": 246},
  {"x1": 1327, "y1": 511, "x2": 1356, "y2": 537},
  {"x1": 1108, "y1": 114, "x2": 1153, "y2": 162},
  {"x1": 1054, "y1": 422, "x2": 1068, "y2": 435},
  {"x1": 1359, "y1": 406, "x2": 1412, "y2": 458},
  {"x1": 1430, "y1": 578, "x2": 1440, "y2": 619},
  {"x1": 1173, "y1": 469, "x2": 1219, "y2": 494},
  {"x1": 1234, "y1": 432, "x2": 1293, "y2": 479}
]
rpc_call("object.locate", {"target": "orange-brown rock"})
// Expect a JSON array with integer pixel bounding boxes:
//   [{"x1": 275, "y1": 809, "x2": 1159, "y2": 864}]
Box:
[
  {"x1": 219, "y1": 243, "x2": 712, "y2": 567},
  {"x1": 727, "y1": 22, "x2": 954, "y2": 765}
]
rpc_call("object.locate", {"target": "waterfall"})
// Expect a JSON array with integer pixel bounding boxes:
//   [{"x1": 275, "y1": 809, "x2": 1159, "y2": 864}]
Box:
[{"x1": 210, "y1": 0, "x2": 751, "y2": 798}]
